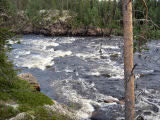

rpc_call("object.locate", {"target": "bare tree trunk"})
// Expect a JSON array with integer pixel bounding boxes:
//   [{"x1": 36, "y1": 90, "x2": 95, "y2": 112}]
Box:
[{"x1": 122, "y1": 0, "x2": 135, "y2": 119}]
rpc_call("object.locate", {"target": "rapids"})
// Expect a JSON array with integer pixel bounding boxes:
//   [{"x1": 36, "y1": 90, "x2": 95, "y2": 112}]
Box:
[{"x1": 9, "y1": 35, "x2": 160, "y2": 120}]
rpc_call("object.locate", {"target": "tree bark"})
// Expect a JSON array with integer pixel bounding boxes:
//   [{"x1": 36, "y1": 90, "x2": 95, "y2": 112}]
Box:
[{"x1": 122, "y1": 0, "x2": 135, "y2": 119}]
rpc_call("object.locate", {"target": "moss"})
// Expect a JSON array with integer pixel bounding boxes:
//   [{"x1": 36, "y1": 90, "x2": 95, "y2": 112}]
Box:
[
  {"x1": 18, "y1": 104, "x2": 33, "y2": 112},
  {"x1": 0, "y1": 76, "x2": 74, "y2": 120},
  {"x1": 34, "y1": 106, "x2": 53, "y2": 120},
  {"x1": 0, "y1": 79, "x2": 53, "y2": 106},
  {"x1": 13, "y1": 91, "x2": 53, "y2": 106},
  {"x1": 0, "y1": 103, "x2": 18, "y2": 120}
]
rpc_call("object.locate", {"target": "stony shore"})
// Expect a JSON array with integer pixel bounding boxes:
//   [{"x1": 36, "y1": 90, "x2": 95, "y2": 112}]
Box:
[{"x1": 0, "y1": 10, "x2": 119, "y2": 37}]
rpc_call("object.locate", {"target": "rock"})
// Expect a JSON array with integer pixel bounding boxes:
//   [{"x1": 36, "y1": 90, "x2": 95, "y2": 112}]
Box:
[
  {"x1": 143, "y1": 111, "x2": 152, "y2": 115},
  {"x1": 44, "y1": 101, "x2": 78, "y2": 120},
  {"x1": 101, "y1": 73, "x2": 111, "y2": 78},
  {"x1": 136, "y1": 115, "x2": 144, "y2": 120},
  {"x1": 110, "y1": 54, "x2": 119, "y2": 61},
  {"x1": 87, "y1": 27, "x2": 102, "y2": 36},
  {"x1": 91, "y1": 104, "x2": 124, "y2": 120},
  {"x1": 103, "y1": 99, "x2": 125, "y2": 105},
  {"x1": 18, "y1": 73, "x2": 40, "y2": 91},
  {"x1": 72, "y1": 28, "x2": 87, "y2": 36},
  {"x1": 22, "y1": 23, "x2": 33, "y2": 34},
  {"x1": 9, "y1": 112, "x2": 33, "y2": 120},
  {"x1": 152, "y1": 105, "x2": 159, "y2": 113}
]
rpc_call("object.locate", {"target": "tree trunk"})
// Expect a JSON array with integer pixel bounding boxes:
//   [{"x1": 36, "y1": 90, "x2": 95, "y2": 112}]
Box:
[{"x1": 122, "y1": 0, "x2": 135, "y2": 119}]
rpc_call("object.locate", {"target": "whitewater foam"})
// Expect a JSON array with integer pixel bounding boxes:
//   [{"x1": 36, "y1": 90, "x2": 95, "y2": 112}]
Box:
[{"x1": 9, "y1": 36, "x2": 74, "y2": 70}]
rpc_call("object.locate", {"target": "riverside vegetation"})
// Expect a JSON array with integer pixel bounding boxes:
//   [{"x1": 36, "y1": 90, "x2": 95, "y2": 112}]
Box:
[
  {"x1": 0, "y1": 0, "x2": 160, "y2": 120},
  {"x1": 0, "y1": 28, "x2": 75, "y2": 119},
  {"x1": 0, "y1": 0, "x2": 160, "y2": 37}
]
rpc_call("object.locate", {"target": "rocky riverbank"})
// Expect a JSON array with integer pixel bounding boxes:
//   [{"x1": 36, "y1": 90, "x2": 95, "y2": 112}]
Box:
[
  {"x1": 0, "y1": 72, "x2": 78, "y2": 120},
  {"x1": 0, "y1": 10, "x2": 121, "y2": 37},
  {"x1": 17, "y1": 73, "x2": 125, "y2": 120}
]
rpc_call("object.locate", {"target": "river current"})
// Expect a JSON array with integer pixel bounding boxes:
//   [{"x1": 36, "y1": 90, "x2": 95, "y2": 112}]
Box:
[{"x1": 9, "y1": 35, "x2": 160, "y2": 120}]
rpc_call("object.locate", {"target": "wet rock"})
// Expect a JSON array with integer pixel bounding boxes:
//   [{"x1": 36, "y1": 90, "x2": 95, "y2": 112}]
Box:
[
  {"x1": 98, "y1": 98, "x2": 125, "y2": 105},
  {"x1": 143, "y1": 111, "x2": 152, "y2": 115},
  {"x1": 44, "y1": 101, "x2": 78, "y2": 120},
  {"x1": 104, "y1": 99, "x2": 125, "y2": 105},
  {"x1": 18, "y1": 73, "x2": 40, "y2": 91},
  {"x1": 91, "y1": 104, "x2": 124, "y2": 120},
  {"x1": 152, "y1": 105, "x2": 159, "y2": 113},
  {"x1": 104, "y1": 99, "x2": 118, "y2": 103},
  {"x1": 101, "y1": 73, "x2": 111, "y2": 78},
  {"x1": 110, "y1": 54, "x2": 119, "y2": 61},
  {"x1": 136, "y1": 115, "x2": 144, "y2": 120}
]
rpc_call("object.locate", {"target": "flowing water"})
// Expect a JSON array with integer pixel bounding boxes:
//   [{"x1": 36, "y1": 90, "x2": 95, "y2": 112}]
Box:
[{"x1": 9, "y1": 35, "x2": 160, "y2": 120}]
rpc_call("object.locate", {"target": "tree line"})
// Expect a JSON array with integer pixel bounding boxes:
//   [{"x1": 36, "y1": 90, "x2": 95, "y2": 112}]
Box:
[{"x1": 1, "y1": 0, "x2": 159, "y2": 28}]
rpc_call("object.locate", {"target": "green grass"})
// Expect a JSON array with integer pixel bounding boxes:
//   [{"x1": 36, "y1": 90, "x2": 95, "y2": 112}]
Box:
[
  {"x1": 0, "y1": 79, "x2": 53, "y2": 106},
  {"x1": 0, "y1": 74, "x2": 74, "y2": 120},
  {"x1": 0, "y1": 102, "x2": 18, "y2": 120},
  {"x1": 0, "y1": 77, "x2": 74, "y2": 120}
]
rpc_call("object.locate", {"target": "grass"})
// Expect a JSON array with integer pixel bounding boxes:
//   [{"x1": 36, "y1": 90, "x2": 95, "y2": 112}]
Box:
[
  {"x1": 0, "y1": 78, "x2": 53, "y2": 106},
  {"x1": 0, "y1": 103, "x2": 18, "y2": 120},
  {"x1": 0, "y1": 76, "x2": 74, "y2": 120}
]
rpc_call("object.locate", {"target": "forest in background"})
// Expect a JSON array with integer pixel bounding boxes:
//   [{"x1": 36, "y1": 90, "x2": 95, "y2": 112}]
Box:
[
  {"x1": 0, "y1": 0, "x2": 160, "y2": 34},
  {"x1": 1, "y1": 0, "x2": 159, "y2": 26}
]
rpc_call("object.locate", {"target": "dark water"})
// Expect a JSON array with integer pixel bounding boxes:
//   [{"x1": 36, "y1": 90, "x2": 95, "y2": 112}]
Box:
[{"x1": 9, "y1": 35, "x2": 160, "y2": 120}]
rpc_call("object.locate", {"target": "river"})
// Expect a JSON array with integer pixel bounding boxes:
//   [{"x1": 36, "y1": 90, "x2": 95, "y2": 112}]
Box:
[{"x1": 9, "y1": 35, "x2": 160, "y2": 120}]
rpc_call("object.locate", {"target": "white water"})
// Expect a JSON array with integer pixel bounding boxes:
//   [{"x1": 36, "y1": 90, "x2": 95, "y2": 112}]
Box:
[
  {"x1": 10, "y1": 36, "x2": 72, "y2": 70},
  {"x1": 9, "y1": 35, "x2": 160, "y2": 120}
]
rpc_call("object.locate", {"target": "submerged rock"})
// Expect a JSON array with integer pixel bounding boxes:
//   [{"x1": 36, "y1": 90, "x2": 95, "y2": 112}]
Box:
[
  {"x1": 18, "y1": 73, "x2": 40, "y2": 91},
  {"x1": 91, "y1": 104, "x2": 124, "y2": 120}
]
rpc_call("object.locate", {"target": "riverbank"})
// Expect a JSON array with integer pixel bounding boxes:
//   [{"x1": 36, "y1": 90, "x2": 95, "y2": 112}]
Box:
[
  {"x1": 0, "y1": 72, "x2": 77, "y2": 120},
  {"x1": 0, "y1": 10, "x2": 123, "y2": 37}
]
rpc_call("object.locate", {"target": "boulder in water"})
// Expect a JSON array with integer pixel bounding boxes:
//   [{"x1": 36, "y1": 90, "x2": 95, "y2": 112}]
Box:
[{"x1": 91, "y1": 104, "x2": 124, "y2": 120}]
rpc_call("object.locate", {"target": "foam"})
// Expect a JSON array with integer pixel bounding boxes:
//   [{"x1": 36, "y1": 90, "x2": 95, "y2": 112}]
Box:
[
  {"x1": 54, "y1": 50, "x2": 72, "y2": 57},
  {"x1": 102, "y1": 45, "x2": 119, "y2": 49},
  {"x1": 76, "y1": 53, "x2": 100, "y2": 60},
  {"x1": 13, "y1": 54, "x2": 54, "y2": 70},
  {"x1": 57, "y1": 37, "x2": 78, "y2": 44},
  {"x1": 51, "y1": 77, "x2": 119, "y2": 119},
  {"x1": 9, "y1": 36, "x2": 73, "y2": 70},
  {"x1": 9, "y1": 36, "x2": 59, "y2": 70}
]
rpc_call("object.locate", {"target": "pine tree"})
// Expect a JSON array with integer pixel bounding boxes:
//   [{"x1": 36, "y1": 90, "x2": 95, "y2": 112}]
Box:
[{"x1": 122, "y1": 0, "x2": 135, "y2": 119}]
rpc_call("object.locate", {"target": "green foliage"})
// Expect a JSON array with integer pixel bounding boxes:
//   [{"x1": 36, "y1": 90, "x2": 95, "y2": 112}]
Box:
[
  {"x1": 0, "y1": 102, "x2": 18, "y2": 120},
  {"x1": 25, "y1": 0, "x2": 42, "y2": 23}
]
